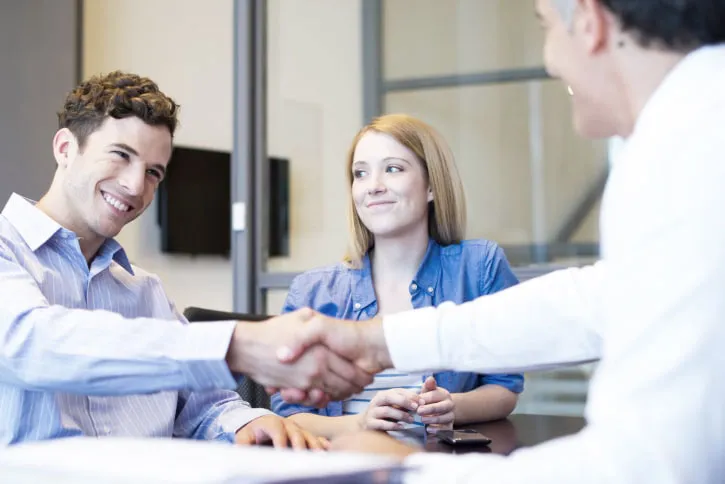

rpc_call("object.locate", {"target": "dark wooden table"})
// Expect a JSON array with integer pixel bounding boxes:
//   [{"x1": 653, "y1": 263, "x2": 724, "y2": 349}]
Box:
[{"x1": 390, "y1": 413, "x2": 585, "y2": 455}]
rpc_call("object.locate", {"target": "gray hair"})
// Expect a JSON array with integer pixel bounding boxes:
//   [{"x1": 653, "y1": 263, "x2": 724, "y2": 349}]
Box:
[{"x1": 552, "y1": 0, "x2": 577, "y2": 28}]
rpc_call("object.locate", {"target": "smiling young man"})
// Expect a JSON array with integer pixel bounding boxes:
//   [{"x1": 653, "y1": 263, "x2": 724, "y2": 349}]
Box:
[{"x1": 0, "y1": 71, "x2": 332, "y2": 449}]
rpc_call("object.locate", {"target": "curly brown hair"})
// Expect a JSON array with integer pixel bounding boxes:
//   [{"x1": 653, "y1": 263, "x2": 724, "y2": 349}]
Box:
[{"x1": 57, "y1": 71, "x2": 179, "y2": 149}]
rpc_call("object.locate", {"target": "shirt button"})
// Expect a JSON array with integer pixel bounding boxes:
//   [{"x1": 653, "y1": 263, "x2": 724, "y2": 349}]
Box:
[
  {"x1": 427, "y1": 286, "x2": 434, "y2": 294},
  {"x1": 410, "y1": 283, "x2": 418, "y2": 291},
  {"x1": 354, "y1": 302, "x2": 361, "y2": 310}
]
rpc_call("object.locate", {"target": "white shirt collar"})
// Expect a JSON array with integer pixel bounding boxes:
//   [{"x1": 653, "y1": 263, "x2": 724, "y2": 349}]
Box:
[{"x1": 1, "y1": 193, "x2": 63, "y2": 252}]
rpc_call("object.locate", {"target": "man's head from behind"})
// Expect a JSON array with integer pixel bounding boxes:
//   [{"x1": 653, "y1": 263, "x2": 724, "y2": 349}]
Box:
[
  {"x1": 47, "y1": 71, "x2": 178, "y2": 246},
  {"x1": 538, "y1": 0, "x2": 725, "y2": 138}
]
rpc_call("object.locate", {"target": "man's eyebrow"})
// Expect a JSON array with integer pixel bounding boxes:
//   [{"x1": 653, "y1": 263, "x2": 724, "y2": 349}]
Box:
[{"x1": 109, "y1": 143, "x2": 139, "y2": 156}]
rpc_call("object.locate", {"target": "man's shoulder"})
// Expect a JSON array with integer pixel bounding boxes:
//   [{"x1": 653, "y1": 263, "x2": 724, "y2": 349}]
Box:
[{"x1": 0, "y1": 215, "x2": 30, "y2": 256}]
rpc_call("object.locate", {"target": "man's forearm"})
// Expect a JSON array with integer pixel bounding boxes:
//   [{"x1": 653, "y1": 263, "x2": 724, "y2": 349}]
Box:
[
  {"x1": 1, "y1": 305, "x2": 238, "y2": 395},
  {"x1": 382, "y1": 264, "x2": 606, "y2": 374}
]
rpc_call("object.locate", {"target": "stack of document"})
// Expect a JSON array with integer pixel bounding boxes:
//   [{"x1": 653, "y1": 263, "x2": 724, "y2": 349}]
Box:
[{"x1": 0, "y1": 437, "x2": 405, "y2": 483}]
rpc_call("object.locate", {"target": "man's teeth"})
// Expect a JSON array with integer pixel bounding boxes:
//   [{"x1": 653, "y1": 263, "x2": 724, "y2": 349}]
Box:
[{"x1": 103, "y1": 193, "x2": 130, "y2": 212}]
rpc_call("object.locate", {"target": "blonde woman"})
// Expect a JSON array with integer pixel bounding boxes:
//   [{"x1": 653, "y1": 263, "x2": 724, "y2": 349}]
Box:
[{"x1": 271, "y1": 114, "x2": 523, "y2": 438}]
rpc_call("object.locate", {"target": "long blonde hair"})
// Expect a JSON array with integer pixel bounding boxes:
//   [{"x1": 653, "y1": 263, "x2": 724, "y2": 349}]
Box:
[{"x1": 344, "y1": 114, "x2": 467, "y2": 266}]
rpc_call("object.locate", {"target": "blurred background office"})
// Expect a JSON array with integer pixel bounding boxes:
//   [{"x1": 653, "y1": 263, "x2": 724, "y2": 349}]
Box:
[{"x1": 0, "y1": 0, "x2": 609, "y2": 418}]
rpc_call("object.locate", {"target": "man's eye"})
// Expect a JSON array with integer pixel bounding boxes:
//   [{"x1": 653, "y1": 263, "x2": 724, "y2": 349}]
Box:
[
  {"x1": 112, "y1": 151, "x2": 130, "y2": 160},
  {"x1": 147, "y1": 169, "x2": 162, "y2": 180}
]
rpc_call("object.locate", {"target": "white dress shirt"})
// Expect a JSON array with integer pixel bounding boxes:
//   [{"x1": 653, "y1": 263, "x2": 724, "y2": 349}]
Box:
[{"x1": 384, "y1": 45, "x2": 725, "y2": 483}]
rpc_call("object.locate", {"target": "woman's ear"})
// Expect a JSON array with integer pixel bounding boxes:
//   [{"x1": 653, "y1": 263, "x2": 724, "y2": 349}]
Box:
[{"x1": 427, "y1": 187, "x2": 434, "y2": 203}]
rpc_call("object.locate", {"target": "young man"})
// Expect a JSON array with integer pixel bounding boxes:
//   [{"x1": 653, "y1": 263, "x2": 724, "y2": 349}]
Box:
[
  {"x1": 275, "y1": 0, "x2": 725, "y2": 482},
  {"x1": 0, "y1": 71, "x2": 371, "y2": 448}
]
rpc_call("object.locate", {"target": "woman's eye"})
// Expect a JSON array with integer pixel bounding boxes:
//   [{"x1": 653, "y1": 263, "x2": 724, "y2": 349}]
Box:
[
  {"x1": 386, "y1": 165, "x2": 403, "y2": 173},
  {"x1": 353, "y1": 169, "x2": 367, "y2": 178}
]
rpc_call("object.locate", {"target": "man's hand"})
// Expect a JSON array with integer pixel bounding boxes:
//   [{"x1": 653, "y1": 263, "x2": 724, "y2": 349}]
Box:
[
  {"x1": 271, "y1": 314, "x2": 394, "y2": 405},
  {"x1": 416, "y1": 376, "x2": 454, "y2": 432},
  {"x1": 235, "y1": 415, "x2": 329, "y2": 450},
  {"x1": 358, "y1": 389, "x2": 424, "y2": 431},
  {"x1": 329, "y1": 430, "x2": 420, "y2": 460},
  {"x1": 226, "y1": 309, "x2": 374, "y2": 402}
]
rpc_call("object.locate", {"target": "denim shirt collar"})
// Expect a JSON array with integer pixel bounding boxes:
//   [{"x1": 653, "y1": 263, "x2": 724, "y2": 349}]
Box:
[
  {"x1": 2, "y1": 193, "x2": 134, "y2": 275},
  {"x1": 350, "y1": 238, "x2": 443, "y2": 314}
]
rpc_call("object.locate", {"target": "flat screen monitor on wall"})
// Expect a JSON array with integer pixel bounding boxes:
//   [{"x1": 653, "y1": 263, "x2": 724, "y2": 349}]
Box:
[{"x1": 157, "y1": 146, "x2": 289, "y2": 257}]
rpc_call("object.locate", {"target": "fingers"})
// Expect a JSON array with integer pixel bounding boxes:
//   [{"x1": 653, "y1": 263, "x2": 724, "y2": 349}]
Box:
[
  {"x1": 417, "y1": 398, "x2": 454, "y2": 416},
  {"x1": 283, "y1": 421, "x2": 308, "y2": 450},
  {"x1": 366, "y1": 415, "x2": 409, "y2": 431},
  {"x1": 371, "y1": 389, "x2": 421, "y2": 412},
  {"x1": 264, "y1": 422, "x2": 289, "y2": 449},
  {"x1": 421, "y1": 376, "x2": 437, "y2": 392},
  {"x1": 305, "y1": 388, "x2": 330, "y2": 407},
  {"x1": 277, "y1": 312, "x2": 328, "y2": 363},
  {"x1": 425, "y1": 422, "x2": 454, "y2": 433},
  {"x1": 369, "y1": 405, "x2": 414, "y2": 425},
  {"x1": 418, "y1": 387, "x2": 449, "y2": 405},
  {"x1": 304, "y1": 432, "x2": 329, "y2": 451},
  {"x1": 326, "y1": 351, "x2": 374, "y2": 396},
  {"x1": 420, "y1": 411, "x2": 455, "y2": 425},
  {"x1": 234, "y1": 427, "x2": 255, "y2": 446},
  {"x1": 277, "y1": 387, "x2": 330, "y2": 408}
]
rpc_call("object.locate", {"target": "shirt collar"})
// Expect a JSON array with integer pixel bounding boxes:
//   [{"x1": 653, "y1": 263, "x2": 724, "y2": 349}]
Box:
[
  {"x1": 412, "y1": 238, "x2": 443, "y2": 296},
  {"x1": 350, "y1": 238, "x2": 443, "y2": 311},
  {"x1": 2, "y1": 193, "x2": 62, "y2": 251},
  {"x1": 1, "y1": 193, "x2": 135, "y2": 275},
  {"x1": 634, "y1": 44, "x2": 725, "y2": 140}
]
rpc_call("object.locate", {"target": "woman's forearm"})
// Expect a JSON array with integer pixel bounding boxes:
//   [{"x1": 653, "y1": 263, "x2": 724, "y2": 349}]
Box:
[
  {"x1": 451, "y1": 385, "x2": 519, "y2": 425},
  {"x1": 286, "y1": 412, "x2": 362, "y2": 439}
]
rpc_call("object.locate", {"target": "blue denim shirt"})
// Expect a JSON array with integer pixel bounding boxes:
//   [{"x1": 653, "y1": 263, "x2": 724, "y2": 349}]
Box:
[{"x1": 271, "y1": 238, "x2": 525, "y2": 417}]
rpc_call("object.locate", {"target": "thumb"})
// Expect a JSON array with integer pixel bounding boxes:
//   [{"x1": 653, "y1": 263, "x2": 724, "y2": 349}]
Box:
[
  {"x1": 277, "y1": 316, "x2": 325, "y2": 363},
  {"x1": 422, "y1": 376, "x2": 437, "y2": 392}
]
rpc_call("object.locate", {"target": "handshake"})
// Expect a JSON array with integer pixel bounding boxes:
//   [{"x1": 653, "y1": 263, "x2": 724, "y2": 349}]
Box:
[{"x1": 225, "y1": 308, "x2": 392, "y2": 407}]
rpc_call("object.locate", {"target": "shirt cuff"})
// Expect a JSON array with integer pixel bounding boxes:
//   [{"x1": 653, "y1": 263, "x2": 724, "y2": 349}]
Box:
[
  {"x1": 382, "y1": 305, "x2": 443, "y2": 372},
  {"x1": 172, "y1": 321, "x2": 239, "y2": 391},
  {"x1": 216, "y1": 407, "x2": 274, "y2": 442},
  {"x1": 403, "y1": 451, "x2": 504, "y2": 484}
]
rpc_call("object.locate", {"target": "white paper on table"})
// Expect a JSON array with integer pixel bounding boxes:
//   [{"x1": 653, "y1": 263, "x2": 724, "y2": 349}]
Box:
[{"x1": 0, "y1": 437, "x2": 403, "y2": 484}]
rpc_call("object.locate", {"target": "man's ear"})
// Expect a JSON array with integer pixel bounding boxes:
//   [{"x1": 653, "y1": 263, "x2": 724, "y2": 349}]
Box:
[
  {"x1": 52, "y1": 128, "x2": 78, "y2": 169},
  {"x1": 577, "y1": 0, "x2": 609, "y2": 54}
]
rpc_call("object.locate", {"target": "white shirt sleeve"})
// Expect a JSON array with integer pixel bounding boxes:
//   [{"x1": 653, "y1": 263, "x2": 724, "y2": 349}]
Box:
[{"x1": 383, "y1": 262, "x2": 605, "y2": 374}]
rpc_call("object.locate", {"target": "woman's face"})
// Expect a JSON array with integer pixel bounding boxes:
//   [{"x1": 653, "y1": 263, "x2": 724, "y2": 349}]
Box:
[{"x1": 351, "y1": 131, "x2": 432, "y2": 239}]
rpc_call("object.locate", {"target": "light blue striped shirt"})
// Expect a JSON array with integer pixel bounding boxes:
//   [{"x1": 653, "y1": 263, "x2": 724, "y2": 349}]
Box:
[{"x1": 0, "y1": 193, "x2": 270, "y2": 446}]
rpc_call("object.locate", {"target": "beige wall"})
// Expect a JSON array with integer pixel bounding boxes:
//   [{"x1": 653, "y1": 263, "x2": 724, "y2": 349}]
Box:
[
  {"x1": 384, "y1": 0, "x2": 606, "y2": 246},
  {"x1": 83, "y1": 0, "x2": 363, "y2": 313},
  {"x1": 83, "y1": 0, "x2": 603, "y2": 315},
  {"x1": 83, "y1": 0, "x2": 236, "y2": 312}
]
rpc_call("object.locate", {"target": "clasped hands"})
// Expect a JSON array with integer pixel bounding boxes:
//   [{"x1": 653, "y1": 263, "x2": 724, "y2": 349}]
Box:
[
  {"x1": 358, "y1": 376, "x2": 455, "y2": 432},
  {"x1": 227, "y1": 308, "x2": 448, "y2": 455},
  {"x1": 227, "y1": 308, "x2": 391, "y2": 407}
]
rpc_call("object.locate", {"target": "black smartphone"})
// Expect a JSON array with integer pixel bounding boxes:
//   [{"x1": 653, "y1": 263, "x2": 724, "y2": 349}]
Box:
[{"x1": 435, "y1": 428, "x2": 492, "y2": 446}]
